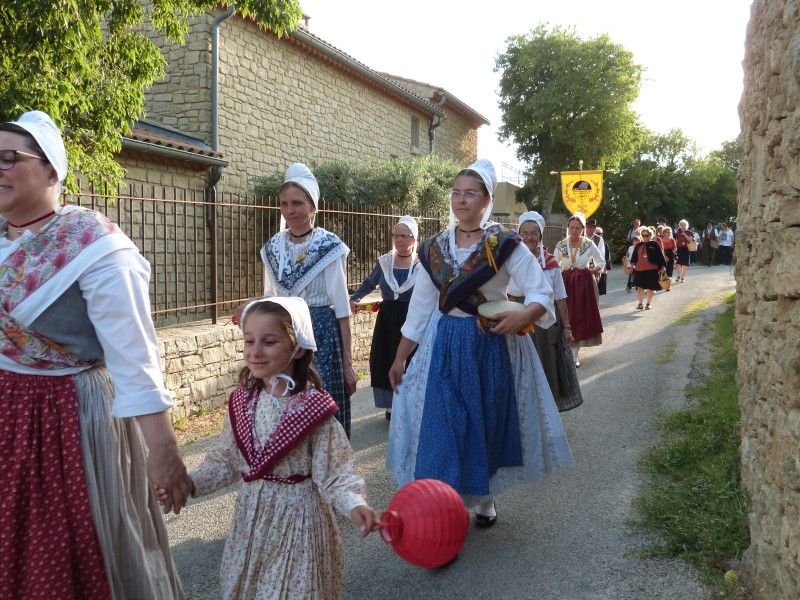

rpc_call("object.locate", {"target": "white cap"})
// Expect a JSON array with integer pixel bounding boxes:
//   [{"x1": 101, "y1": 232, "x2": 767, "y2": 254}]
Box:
[
  {"x1": 10, "y1": 111, "x2": 68, "y2": 182},
  {"x1": 397, "y1": 215, "x2": 418, "y2": 239},
  {"x1": 284, "y1": 163, "x2": 320, "y2": 209},
  {"x1": 240, "y1": 296, "x2": 317, "y2": 351}
]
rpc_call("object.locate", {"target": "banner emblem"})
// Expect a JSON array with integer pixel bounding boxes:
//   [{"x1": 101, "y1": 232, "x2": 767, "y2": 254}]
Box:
[{"x1": 560, "y1": 170, "x2": 603, "y2": 218}]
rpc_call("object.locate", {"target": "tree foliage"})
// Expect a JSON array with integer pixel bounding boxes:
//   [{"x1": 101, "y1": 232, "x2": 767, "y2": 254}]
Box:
[
  {"x1": 0, "y1": 0, "x2": 302, "y2": 190},
  {"x1": 253, "y1": 155, "x2": 462, "y2": 214},
  {"x1": 495, "y1": 24, "x2": 643, "y2": 216},
  {"x1": 596, "y1": 130, "x2": 738, "y2": 261}
]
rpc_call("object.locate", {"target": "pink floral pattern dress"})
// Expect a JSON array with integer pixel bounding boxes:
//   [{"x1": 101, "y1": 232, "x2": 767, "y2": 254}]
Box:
[{"x1": 190, "y1": 388, "x2": 366, "y2": 600}]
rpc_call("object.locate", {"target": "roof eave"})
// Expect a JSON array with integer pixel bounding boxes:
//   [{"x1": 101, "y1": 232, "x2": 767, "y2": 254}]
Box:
[{"x1": 120, "y1": 138, "x2": 230, "y2": 167}]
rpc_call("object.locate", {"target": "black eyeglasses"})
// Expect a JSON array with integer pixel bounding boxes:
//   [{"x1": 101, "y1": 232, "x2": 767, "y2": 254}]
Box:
[{"x1": 0, "y1": 149, "x2": 46, "y2": 171}]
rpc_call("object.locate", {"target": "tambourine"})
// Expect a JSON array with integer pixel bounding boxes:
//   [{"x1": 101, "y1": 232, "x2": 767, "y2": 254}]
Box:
[{"x1": 477, "y1": 300, "x2": 534, "y2": 335}]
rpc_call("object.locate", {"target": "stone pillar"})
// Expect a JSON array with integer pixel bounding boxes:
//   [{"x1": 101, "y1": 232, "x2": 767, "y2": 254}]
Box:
[{"x1": 736, "y1": 0, "x2": 800, "y2": 597}]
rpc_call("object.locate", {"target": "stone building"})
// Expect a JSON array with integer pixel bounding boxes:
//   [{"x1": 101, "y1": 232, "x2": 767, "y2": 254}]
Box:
[
  {"x1": 736, "y1": 0, "x2": 800, "y2": 597},
  {"x1": 127, "y1": 9, "x2": 489, "y2": 194}
]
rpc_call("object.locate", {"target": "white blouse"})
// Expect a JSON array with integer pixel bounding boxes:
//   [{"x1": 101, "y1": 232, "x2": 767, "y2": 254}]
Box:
[
  {"x1": 263, "y1": 238, "x2": 351, "y2": 319},
  {"x1": 401, "y1": 236, "x2": 556, "y2": 344},
  {"x1": 553, "y1": 237, "x2": 606, "y2": 271},
  {"x1": 0, "y1": 234, "x2": 173, "y2": 418}
]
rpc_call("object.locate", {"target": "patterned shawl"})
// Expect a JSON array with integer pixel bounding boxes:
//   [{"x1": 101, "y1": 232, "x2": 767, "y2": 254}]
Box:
[
  {"x1": 418, "y1": 224, "x2": 521, "y2": 315},
  {"x1": 0, "y1": 209, "x2": 128, "y2": 370},
  {"x1": 261, "y1": 227, "x2": 349, "y2": 296},
  {"x1": 228, "y1": 385, "x2": 339, "y2": 482}
]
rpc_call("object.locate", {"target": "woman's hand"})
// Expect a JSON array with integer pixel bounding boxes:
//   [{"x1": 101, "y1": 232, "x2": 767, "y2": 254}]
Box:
[
  {"x1": 563, "y1": 327, "x2": 574, "y2": 345},
  {"x1": 151, "y1": 478, "x2": 196, "y2": 511},
  {"x1": 349, "y1": 300, "x2": 359, "y2": 314},
  {"x1": 146, "y1": 444, "x2": 193, "y2": 515},
  {"x1": 350, "y1": 505, "x2": 379, "y2": 538},
  {"x1": 490, "y1": 310, "x2": 531, "y2": 335},
  {"x1": 344, "y1": 364, "x2": 358, "y2": 395},
  {"x1": 389, "y1": 358, "x2": 406, "y2": 392}
]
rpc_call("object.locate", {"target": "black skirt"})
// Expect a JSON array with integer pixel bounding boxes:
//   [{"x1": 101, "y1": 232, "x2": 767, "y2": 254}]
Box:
[
  {"x1": 633, "y1": 269, "x2": 661, "y2": 291},
  {"x1": 676, "y1": 247, "x2": 690, "y2": 266},
  {"x1": 369, "y1": 300, "x2": 413, "y2": 392}
]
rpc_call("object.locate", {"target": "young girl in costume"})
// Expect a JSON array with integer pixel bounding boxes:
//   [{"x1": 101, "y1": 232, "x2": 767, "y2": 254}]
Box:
[{"x1": 158, "y1": 296, "x2": 376, "y2": 599}]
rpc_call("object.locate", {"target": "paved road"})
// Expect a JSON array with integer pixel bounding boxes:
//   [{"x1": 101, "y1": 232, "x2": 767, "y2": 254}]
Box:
[{"x1": 168, "y1": 265, "x2": 736, "y2": 599}]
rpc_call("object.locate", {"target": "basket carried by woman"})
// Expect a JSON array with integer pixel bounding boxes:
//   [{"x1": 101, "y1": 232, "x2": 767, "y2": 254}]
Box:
[{"x1": 658, "y1": 271, "x2": 671, "y2": 291}]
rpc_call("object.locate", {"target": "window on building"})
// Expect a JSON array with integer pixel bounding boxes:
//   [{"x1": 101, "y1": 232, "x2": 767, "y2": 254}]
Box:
[{"x1": 411, "y1": 117, "x2": 420, "y2": 154}]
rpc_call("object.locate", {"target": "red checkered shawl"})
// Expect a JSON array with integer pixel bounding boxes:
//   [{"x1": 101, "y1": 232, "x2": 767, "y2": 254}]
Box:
[{"x1": 228, "y1": 385, "x2": 339, "y2": 483}]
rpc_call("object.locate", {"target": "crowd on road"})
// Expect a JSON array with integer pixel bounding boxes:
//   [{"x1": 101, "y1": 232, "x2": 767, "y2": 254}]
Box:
[{"x1": 0, "y1": 108, "x2": 736, "y2": 599}]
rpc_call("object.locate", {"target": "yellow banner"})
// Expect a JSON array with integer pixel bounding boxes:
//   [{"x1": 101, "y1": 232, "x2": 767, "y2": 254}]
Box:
[{"x1": 560, "y1": 170, "x2": 603, "y2": 219}]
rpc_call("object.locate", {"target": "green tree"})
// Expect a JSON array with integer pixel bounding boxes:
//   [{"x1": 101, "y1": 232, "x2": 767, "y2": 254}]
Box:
[
  {"x1": 495, "y1": 24, "x2": 643, "y2": 217},
  {"x1": 0, "y1": 0, "x2": 301, "y2": 190},
  {"x1": 598, "y1": 131, "x2": 737, "y2": 261}
]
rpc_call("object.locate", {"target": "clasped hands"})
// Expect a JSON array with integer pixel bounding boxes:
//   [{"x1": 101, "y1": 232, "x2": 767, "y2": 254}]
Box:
[{"x1": 147, "y1": 445, "x2": 194, "y2": 515}]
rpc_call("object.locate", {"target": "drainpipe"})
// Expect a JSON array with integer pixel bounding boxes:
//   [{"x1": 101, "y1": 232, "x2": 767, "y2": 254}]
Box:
[
  {"x1": 429, "y1": 90, "x2": 447, "y2": 154},
  {"x1": 208, "y1": 5, "x2": 235, "y2": 324}
]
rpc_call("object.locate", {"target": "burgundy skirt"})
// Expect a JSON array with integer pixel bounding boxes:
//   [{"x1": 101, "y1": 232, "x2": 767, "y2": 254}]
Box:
[
  {"x1": 0, "y1": 370, "x2": 111, "y2": 599},
  {"x1": 561, "y1": 268, "x2": 604, "y2": 342}
]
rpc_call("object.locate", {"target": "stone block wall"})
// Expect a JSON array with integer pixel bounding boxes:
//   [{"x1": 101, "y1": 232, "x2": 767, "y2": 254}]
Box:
[
  {"x1": 158, "y1": 312, "x2": 378, "y2": 419},
  {"x1": 144, "y1": 10, "x2": 478, "y2": 194},
  {"x1": 736, "y1": 0, "x2": 800, "y2": 597},
  {"x1": 116, "y1": 154, "x2": 211, "y2": 192}
]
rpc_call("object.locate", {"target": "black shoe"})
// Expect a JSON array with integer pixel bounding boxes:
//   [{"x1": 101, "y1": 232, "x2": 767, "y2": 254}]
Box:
[
  {"x1": 385, "y1": 410, "x2": 392, "y2": 421},
  {"x1": 475, "y1": 503, "x2": 497, "y2": 528},
  {"x1": 475, "y1": 513, "x2": 497, "y2": 528}
]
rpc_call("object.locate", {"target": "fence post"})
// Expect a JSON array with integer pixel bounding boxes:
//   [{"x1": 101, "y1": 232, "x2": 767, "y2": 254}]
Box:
[{"x1": 207, "y1": 185, "x2": 218, "y2": 324}]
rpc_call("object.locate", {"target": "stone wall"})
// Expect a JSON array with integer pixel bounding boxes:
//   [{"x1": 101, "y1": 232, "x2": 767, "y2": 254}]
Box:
[
  {"x1": 144, "y1": 10, "x2": 479, "y2": 194},
  {"x1": 158, "y1": 311, "x2": 378, "y2": 419},
  {"x1": 116, "y1": 153, "x2": 211, "y2": 191},
  {"x1": 736, "y1": 0, "x2": 800, "y2": 597}
]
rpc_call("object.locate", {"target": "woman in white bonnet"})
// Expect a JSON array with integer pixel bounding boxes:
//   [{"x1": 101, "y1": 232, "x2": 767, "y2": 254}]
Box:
[
  {"x1": 512, "y1": 211, "x2": 583, "y2": 411},
  {"x1": 349, "y1": 215, "x2": 420, "y2": 421},
  {"x1": 387, "y1": 159, "x2": 571, "y2": 529},
  {"x1": 553, "y1": 212, "x2": 605, "y2": 367},
  {"x1": 0, "y1": 111, "x2": 188, "y2": 598},
  {"x1": 259, "y1": 163, "x2": 358, "y2": 438}
]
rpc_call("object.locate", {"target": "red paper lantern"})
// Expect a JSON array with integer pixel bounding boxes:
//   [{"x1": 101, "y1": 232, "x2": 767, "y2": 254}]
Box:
[{"x1": 378, "y1": 479, "x2": 469, "y2": 568}]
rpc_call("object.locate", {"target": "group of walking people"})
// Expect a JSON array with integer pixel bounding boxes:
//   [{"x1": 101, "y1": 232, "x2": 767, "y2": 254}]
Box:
[{"x1": 1, "y1": 109, "x2": 590, "y2": 599}]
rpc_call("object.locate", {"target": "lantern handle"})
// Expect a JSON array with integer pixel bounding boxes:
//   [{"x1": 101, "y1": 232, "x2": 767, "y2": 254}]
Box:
[{"x1": 376, "y1": 510, "x2": 403, "y2": 543}]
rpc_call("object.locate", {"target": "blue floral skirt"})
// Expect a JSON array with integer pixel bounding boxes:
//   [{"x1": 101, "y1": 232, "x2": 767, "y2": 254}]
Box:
[
  {"x1": 387, "y1": 312, "x2": 572, "y2": 497},
  {"x1": 309, "y1": 306, "x2": 350, "y2": 438}
]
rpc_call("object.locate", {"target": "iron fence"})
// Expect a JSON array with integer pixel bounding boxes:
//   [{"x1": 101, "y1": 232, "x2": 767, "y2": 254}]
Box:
[
  {"x1": 72, "y1": 183, "x2": 447, "y2": 327},
  {"x1": 72, "y1": 183, "x2": 566, "y2": 328}
]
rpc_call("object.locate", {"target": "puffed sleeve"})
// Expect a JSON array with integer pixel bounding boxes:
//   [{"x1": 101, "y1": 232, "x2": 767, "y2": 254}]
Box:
[
  {"x1": 79, "y1": 248, "x2": 174, "y2": 418},
  {"x1": 506, "y1": 244, "x2": 556, "y2": 329},
  {"x1": 310, "y1": 417, "x2": 367, "y2": 517},
  {"x1": 586, "y1": 240, "x2": 606, "y2": 270},
  {"x1": 189, "y1": 414, "x2": 244, "y2": 497},
  {"x1": 325, "y1": 256, "x2": 352, "y2": 318},
  {"x1": 400, "y1": 266, "x2": 439, "y2": 343}
]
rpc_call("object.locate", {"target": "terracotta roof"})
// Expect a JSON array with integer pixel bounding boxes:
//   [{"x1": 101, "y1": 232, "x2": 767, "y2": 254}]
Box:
[{"x1": 125, "y1": 122, "x2": 225, "y2": 160}]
